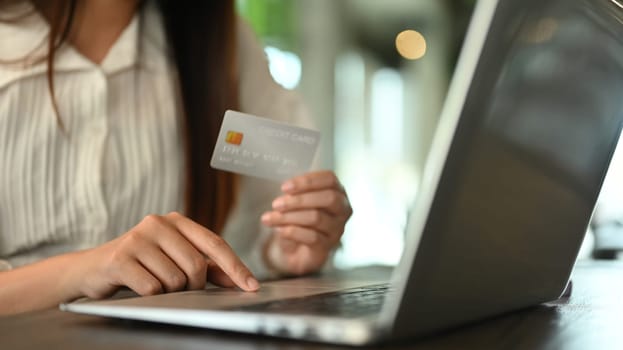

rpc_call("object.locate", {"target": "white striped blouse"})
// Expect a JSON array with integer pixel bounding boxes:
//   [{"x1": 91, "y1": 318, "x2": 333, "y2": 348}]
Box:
[{"x1": 0, "y1": 1, "x2": 312, "y2": 277}]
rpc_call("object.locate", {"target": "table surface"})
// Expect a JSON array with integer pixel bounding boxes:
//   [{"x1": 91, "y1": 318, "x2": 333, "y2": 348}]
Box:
[{"x1": 1, "y1": 259, "x2": 622, "y2": 350}]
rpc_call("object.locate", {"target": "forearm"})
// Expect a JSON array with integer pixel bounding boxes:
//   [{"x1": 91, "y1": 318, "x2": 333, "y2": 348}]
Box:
[{"x1": 0, "y1": 251, "x2": 85, "y2": 315}]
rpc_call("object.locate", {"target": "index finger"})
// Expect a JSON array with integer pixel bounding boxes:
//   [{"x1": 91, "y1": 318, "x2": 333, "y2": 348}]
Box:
[
  {"x1": 281, "y1": 171, "x2": 345, "y2": 195},
  {"x1": 165, "y1": 212, "x2": 259, "y2": 292}
]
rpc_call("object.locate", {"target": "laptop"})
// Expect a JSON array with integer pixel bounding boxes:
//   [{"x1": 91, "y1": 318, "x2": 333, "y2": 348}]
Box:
[{"x1": 61, "y1": 0, "x2": 623, "y2": 345}]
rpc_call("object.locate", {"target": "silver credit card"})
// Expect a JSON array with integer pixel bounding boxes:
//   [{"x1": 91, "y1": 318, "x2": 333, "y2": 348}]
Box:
[{"x1": 210, "y1": 110, "x2": 320, "y2": 181}]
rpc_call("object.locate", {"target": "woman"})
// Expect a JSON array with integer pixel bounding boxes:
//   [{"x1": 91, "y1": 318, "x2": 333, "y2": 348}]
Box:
[{"x1": 0, "y1": 0, "x2": 352, "y2": 314}]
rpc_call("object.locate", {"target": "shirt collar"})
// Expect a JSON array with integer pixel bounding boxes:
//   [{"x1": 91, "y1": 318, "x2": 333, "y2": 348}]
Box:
[
  {"x1": 0, "y1": 0, "x2": 168, "y2": 76},
  {"x1": 0, "y1": 1, "x2": 49, "y2": 65},
  {"x1": 99, "y1": 13, "x2": 140, "y2": 75},
  {"x1": 100, "y1": 1, "x2": 169, "y2": 74},
  {"x1": 137, "y1": 0, "x2": 169, "y2": 73}
]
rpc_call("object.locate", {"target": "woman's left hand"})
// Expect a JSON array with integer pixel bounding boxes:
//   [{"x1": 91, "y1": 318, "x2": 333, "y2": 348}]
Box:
[{"x1": 261, "y1": 171, "x2": 352, "y2": 275}]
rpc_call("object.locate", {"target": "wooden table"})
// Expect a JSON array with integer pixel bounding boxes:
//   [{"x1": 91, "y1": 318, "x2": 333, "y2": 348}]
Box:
[{"x1": 1, "y1": 260, "x2": 622, "y2": 349}]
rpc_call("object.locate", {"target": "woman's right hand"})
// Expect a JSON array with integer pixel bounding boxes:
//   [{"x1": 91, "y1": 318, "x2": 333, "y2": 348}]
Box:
[{"x1": 74, "y1": 212, "x2": 259, "y2": 299}]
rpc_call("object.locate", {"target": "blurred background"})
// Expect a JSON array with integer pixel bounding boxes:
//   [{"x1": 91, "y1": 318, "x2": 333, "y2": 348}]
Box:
[
  {"x1": 236, "y1": 0, "x2": 623, "y2": 267},
  {"x1": 237, "y1": 0, "x2": 475, "y2": 268}
]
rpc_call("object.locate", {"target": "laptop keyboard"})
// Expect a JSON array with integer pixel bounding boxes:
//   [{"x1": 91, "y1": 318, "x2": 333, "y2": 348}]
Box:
[{"x1": 232, "y1": 283, "x2": 392, "y2": 318}]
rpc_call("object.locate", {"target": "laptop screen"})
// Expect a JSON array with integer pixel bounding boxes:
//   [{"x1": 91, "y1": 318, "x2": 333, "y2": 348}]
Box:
[
  {"x1": 443, "y1": 0, "x2": 623, "y2": 238},
  {"x1": 397, "y1": 0, "x2": 623, "y2": 332},
  {"x1": 449, "y1": 0, "x2": 623, "y2": 262}
]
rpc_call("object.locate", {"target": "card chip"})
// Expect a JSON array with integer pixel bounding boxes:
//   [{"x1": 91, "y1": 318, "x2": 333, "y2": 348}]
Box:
[{"x1": 226, "y1": 131, "x2": 244, "y2": 145}]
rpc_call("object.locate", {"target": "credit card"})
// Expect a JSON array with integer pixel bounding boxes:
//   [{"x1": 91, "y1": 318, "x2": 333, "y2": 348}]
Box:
[{"x1": 210, "y1": 110, "x2": 321, "y2": 181}]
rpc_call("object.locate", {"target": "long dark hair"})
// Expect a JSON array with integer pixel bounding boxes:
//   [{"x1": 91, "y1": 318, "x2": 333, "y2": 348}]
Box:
[
  {"x1": 157, "y1": 1, "x2": 239, "y2": 233},
  {"x1": 1, "y1": 0, "x2": 239, "y2": 233}
]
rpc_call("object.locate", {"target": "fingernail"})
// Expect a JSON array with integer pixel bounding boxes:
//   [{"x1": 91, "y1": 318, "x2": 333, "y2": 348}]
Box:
[
  {"x1": 246, "y1": 276, "x2": 260, "y2": 290},
  {"x1": 272, "y1": 198, "x2": 285, "y2": 210},
  {"x1": 281, "y1": 181, "x2": 295, "y2": 192}
]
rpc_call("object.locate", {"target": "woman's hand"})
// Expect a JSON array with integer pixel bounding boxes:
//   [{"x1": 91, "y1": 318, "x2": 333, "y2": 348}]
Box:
[
  {"x1": 76, "y1": 212, "x2": 259, "y2": 299},
  {"x1": 0, "y1": 212, "x2": 259, "y2": 315},
  {"x1": 261, "y1": 171, "x2": 352, "y2": 275}
]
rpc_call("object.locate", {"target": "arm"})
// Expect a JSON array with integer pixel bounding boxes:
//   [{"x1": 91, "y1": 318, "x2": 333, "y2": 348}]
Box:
[
  {"x1": 0, "y1": 212, "x2": 259, "y2": 316},
  {"x1": 0, "y1": 252, "x2": 86, "y2": 314},
  {"x1": 230, "y1": 19, "x2": 351, "y2": 277},
  {"x1": 222, "y1": 18, "x2": 314, "y2": 278}
]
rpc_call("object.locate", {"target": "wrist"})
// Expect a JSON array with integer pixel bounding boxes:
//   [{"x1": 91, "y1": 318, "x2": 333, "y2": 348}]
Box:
[
  {"x1": 0, "y1": 251, "x2": 89, "y2": 315},
  {"x1": 53, "y1": 251, "x2": 91, "y2": 303}
]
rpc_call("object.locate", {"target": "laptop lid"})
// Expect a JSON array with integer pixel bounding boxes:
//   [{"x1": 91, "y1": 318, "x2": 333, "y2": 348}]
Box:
[{"x1": 384, "y1": 0, "x2": 623, "y2": 338}]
